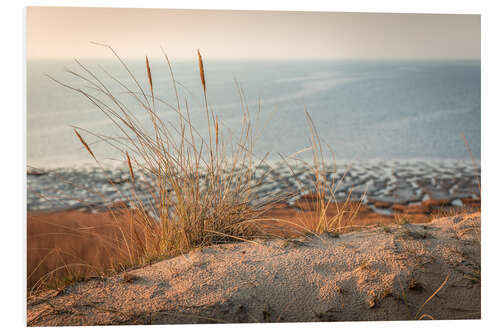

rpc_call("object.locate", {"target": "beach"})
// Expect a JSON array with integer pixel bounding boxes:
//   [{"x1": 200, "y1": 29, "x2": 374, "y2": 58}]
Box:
[
  {"x1": 22, "y1": 7, "x2": 484, "y2": 327},
  {"x1": 21, "y1": 7, "x2": 490, "y2": 329},
  {"x1": 26, "y1": 57, "x2": 481, "y2": 323}
]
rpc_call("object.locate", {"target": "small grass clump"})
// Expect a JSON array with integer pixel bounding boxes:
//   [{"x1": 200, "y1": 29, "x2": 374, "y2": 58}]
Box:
[
  {"x1": 395, "y1": 214, "x2": 412, "y2": 225},
  {"x1": 268, "y1": 114, "x2": 364, "y2": 237},
  {"x1": 430, "y1": 204, "x2": 480, "y2": 221}
]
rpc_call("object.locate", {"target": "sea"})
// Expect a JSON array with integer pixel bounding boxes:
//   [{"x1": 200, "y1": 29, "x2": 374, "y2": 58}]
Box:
[{"x1": 27, "y1": 59, "x2": 481, "y2": 211}]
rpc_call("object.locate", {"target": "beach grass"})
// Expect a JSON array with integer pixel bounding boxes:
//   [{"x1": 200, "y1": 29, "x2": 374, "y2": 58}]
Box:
[
  {"x1": 34, "y1": 47, "x2": 268, "y2": 290},
  {"x1": 30, "y1": 46, "x2": 363, "y2": 293}
]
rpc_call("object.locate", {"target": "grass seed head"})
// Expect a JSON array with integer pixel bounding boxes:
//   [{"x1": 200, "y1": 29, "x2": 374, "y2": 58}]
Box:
[
  {"x1": 197, "y1": 49, "x2": 206, "y2": 93},
  {"x1": 73, "y1": 129, "x2": 96, "y2": 159}
]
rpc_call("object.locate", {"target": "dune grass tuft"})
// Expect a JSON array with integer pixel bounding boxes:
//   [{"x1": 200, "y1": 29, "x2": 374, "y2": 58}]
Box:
[
  {"x1": 36, "y1": 46, "x2": 290, "y2": 289},
  {"x1": 31, "y1": 46, "x2": 358, "y2": 293}
]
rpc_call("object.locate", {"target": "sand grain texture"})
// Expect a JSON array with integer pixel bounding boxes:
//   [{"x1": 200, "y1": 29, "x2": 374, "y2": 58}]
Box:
[{"x1": 27, "y1": 213, "x2": 480, "y2": 326}]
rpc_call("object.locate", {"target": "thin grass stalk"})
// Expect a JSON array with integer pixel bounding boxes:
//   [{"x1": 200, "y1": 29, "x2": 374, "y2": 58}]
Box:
[
  {"x1": 461, "y1": 133, "x2": 481, "y2": 197},
  {"x1": 126, "y1": 151, "x2": 135, "y2": 183},
  {"x1": 197, "y1": 49, "x2": 215, "y2": 178},
  {"x1": 415, "y1": 275, "x2": 450, "y2": 319}
]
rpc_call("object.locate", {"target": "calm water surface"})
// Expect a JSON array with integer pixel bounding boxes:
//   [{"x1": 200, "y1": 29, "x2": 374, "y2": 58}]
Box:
[{"x1": 27, "y1": 59, "x2": 480, "y2": 168}]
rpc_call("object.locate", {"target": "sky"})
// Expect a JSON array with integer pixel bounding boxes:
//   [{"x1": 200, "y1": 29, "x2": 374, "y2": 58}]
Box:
[{"x1": 27, "y1": 7, "x2": 480, "y2": 60}]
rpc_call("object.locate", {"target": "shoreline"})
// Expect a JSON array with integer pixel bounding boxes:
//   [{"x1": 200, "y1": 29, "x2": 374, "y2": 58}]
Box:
[{"x1": 27, "y1": 159, "x2": 481, "y2": 212}]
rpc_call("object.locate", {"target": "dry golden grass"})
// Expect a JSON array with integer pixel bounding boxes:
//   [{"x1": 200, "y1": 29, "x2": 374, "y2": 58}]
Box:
[
  {"x1": 430, "y1": 204, "x2": 481, "y2": 221},
  {"x1": 33, "y1": 46, "x2": 297, "y2": 292},
  {"x1": 260, "y1": 112, "x2": 363, "y2": 236},
  {"x1": 31, "y1": 46, "x2": 360, "y2": 293}
]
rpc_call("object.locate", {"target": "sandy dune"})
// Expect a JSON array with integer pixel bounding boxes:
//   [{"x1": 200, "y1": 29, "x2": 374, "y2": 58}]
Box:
[{"x1": 27, "y1": 213, "x2": 480, "y2": 326}]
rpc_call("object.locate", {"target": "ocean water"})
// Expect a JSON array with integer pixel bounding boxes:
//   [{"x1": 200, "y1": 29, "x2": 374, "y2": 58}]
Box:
[
  {"x1": 27, "y1": 59, "x2": 480, "y2": 168},
  {"x1": 27, "y1": 59, "x2": 481, "y2": 211}
]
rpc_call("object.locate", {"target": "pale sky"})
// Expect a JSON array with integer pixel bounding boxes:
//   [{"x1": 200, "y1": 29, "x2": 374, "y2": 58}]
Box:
[{"x1": 27, "y1": 7, "x2": 480, "y2": 60}]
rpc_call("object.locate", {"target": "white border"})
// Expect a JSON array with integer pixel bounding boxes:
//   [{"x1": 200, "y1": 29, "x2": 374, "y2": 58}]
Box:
[
  {"x1": 3, "y1": 1, "x2": 499, "y2": 332},
  {"x1": 16, "y1": 0, "x2": 485, "y2": 13}
]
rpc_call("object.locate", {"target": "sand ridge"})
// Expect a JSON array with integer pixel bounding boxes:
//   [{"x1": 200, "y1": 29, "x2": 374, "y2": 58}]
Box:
[{"x1": 27, "y1": 213, "x2": 480, "y2": 326}]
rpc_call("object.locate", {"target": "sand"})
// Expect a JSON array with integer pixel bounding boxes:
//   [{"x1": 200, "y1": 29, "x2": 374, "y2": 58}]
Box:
[
  {"x1": 27, "y1": 197, "x2": 480, "y2": 291},
  {"x1": 27, "y1": 212, "x2": 480, "y2": 326}
]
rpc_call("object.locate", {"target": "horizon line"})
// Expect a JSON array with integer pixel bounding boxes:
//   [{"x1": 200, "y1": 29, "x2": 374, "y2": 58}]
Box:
[{"x1": 27, "y1": 56, "x2": 481, "y2": 62}]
